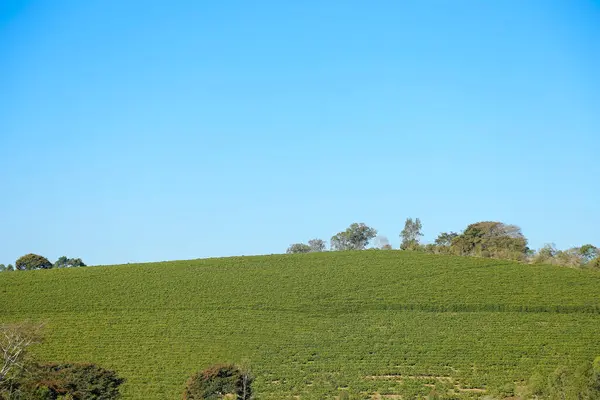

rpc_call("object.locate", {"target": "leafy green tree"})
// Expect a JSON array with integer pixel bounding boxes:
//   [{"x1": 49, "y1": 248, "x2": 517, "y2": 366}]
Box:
[
  {"x1": 54, "y1": 256, "x2": 69, "y2": 268},
  {"x1": 69, "y1": 257, "x2": 86, "y2": 267},
  {"x1": 308, "y1": 239, "x2": 326, "y2": 252},
  {"x1": 25, "y1": 363, "x2": 125, "y2": 399},
  {"x1": 526, "y1": 357, "x2": 600, "y2": 399},
  {"x1": 532, "y1": 244, "x2": 598, "y2": 268},
  {"x1": 556, "y1": 248, "x2": 586, "y2": 267},
  {"x1": 15, "y1": 254, "x2": 53, "y2": 271},
  {"x1": 434, "y1": 232, "x2": 458, "y2": 247},
  {"x1": 286, "y1": 243, "x2": 311, "y2": 254},
  {"x1": 400, "y1": 218, "x2": 423, "y2": 250},
  {"x1": 432, "y1": 232, "x2": 458, "y2": 253},
  {"x1": 330, "y1": 223, "x2": 377, "y2": 251},
  {"x1": 532, "y1": 243, "x2": 559, "y2": 264},
  {"x1": 0, "y1": 264, "x2": 5, "y2": 272},
  {"x1": 55, "y1": 256, "x2": 86, "y2": 268},
  {"x1": 451, "y1": 221, "x2": 528, "y2": 260},
  {"x1": 579, "y1": 244, "x2": 599, "y2": 264}
]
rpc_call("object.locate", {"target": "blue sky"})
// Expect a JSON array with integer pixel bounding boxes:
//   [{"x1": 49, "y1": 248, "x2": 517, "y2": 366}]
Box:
[{"x1": 1, "y1": 0, "x2": 599, "y2": 266}]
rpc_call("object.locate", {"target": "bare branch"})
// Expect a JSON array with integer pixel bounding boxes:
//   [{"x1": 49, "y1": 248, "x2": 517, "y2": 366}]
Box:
[{"x1": 0, "y1": 321, "x2": 44, "y2": 382}]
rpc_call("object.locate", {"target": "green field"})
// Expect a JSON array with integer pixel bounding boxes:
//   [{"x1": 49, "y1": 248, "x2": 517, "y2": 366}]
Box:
[{"x1": 1, "y1": 251, "x2": 600, "y2": 399}]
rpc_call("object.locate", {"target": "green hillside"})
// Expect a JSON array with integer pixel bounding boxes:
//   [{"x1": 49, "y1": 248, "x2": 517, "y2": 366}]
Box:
[{"x1": 1, "y1": 251, "x2": 600, "y2": 399}]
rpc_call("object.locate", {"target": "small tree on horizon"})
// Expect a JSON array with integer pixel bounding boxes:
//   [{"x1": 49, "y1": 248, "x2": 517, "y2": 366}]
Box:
[
  {"x1": 286, "y1": 243, "x2": 311, "y2": 254},
  {"x1": 15, "y1": 254, "x2": 52, "y2": 271},
  {"x1": 55, "y1": 256, "x2": 87, "y2": 268},
  {"x1": 330, "y1": 223, "x2": 377, "y2": 251},
  {"x1": 400, "y1": 218, "x2": 423, "y2": 250},
  {"x1": 308, "y1": 239, "x2": 326, "y2": 252}
]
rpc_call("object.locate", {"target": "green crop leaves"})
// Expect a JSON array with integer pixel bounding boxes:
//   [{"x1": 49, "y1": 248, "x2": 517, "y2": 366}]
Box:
[{"x1": 1, "y1": 251, "x2": 599, "y2": 399}]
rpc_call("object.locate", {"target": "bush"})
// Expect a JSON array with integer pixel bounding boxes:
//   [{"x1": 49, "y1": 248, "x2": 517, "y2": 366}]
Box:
[
  {"x1": 183, "y1": 364, "x2": 253, "y2": 400},
  {"x1": 523, "y1": 357, "x2": 600, "y2": 399},
  {"x1": 589, "y1": 257, "x2": 600, "y2": 270},
  {"x1": 286, "y1": 243, "x2": 311, "y2": 254},
  {"x1": 22, "y1": 363, "x2": 125, "y2": 399},
  {"x1": 15, "y1": 254, "x2": 52, "y2": 271}
]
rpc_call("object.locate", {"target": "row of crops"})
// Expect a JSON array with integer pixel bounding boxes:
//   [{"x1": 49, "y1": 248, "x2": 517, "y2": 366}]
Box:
[{"x1": 1, "y1": 251, "x2": 599, "y2": 398}]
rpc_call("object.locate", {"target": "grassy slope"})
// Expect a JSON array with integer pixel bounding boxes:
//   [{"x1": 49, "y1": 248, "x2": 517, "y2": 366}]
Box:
[{"x1": 1, "y1": 251, "x2": 600, "y2": 399}]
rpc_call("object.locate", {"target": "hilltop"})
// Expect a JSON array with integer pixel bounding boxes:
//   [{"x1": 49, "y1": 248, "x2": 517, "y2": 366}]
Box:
[{"x1": 1, "y1": 251, "x2": 600, "y2": 399}]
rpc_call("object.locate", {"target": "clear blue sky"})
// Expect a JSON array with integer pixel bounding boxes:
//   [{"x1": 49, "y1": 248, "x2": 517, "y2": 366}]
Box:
[{"x1": 1, "y1": 1, "x2": 599, "y2": 266}]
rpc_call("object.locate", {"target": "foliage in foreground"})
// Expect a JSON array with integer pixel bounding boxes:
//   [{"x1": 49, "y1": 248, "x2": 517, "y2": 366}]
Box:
[
  {"x1": 523, "y1": 356, "x2": 600, "y2": 399},
  {"x1": 0, "y1": 323, "x2": 124, "y2": 400},
  {"x1": 2, "y1": 363, "x2": 125, "y2": 400},
  {"x1": 0, "y1": 321, "x2": 44, "y2": 383},
  {"x1": 183, "y1": 364, "x2": 253, "y2": 400}
]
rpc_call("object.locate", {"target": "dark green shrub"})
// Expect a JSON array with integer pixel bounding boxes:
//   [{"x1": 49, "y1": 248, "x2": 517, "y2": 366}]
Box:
[
  {"x1": 23, "y1": 363, "x2": 125, "y2": 399},
  {"x1": 183, "y1": 364, "x2": 253, "y2": 400},
  {"x1": 15, "y1": 254, "x2": 52, "y2": 271},
  {"x1": 524, "y1": 357, "x2": 600, "y2": 399}
]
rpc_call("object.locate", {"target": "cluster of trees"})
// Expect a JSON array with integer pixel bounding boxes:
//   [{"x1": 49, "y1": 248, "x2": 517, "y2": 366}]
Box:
[
  {"x1": 286, "y1": 219, "x2": 600, "y2": 269},
  {"x1": 0, "y1": 254, "x2": 85, "y2": 273},
  {"x1": 0, "y1": 322, "x2": 124, "y2": 399},
  {"x1": 286, "y1": 223, "x2": 380, "y2": 254},
  {"x1": 522, "y1": 357, "x2": 600, "y2": 399},
  {"x1": 530, "y1": 243, "x2": 600, "y2": 269}
]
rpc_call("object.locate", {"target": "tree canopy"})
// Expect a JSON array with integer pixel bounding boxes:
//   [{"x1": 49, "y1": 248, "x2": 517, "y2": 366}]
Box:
[
  {"x1": 400, "y1": 218, "x2": 423, "y2": 250},
  {"x1": 450, "y1": 221, "x2": 528, "y2": 260},
  {"x1": 330, "y1": 223, "x2": 377, "y2": 251},
  {"x1": 15, "y1": 254, "x2": 53, "y2": 271},
  {"x1": 286, "y1": 243, "x2": 312, "y2": 254},
  {"x1": 54, "y1": 256, "x2": 86, "y2": 268},
  {"x1": 307, "y1": 239, "x2": 326, "y2": 252}
]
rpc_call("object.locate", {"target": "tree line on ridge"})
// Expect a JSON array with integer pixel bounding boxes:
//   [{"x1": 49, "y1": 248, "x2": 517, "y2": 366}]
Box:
[{"x1": 286, "y1": 218, "x2": 600, "y2": 270}]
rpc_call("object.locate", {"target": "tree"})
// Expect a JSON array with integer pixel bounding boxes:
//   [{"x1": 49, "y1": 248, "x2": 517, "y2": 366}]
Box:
[
  {"x1": 330, "y1": 223, "x2": 377, "y2": 251},
  {"x1": 451, "y1": 221, "x2": 528, "y2": 260},
  {"x1": 0, "y1": 321, "x2": 44, "y2": 384},
  {"x1": 27, "y1": 363, "x2": 125, "y2": 399},
  {"x1": 69, "y1": 257, "x2": 86, "y2": 267},
  {"x1": 556, "y1": 248, "x2": 586, "y2": 267},
  {"x1": 0, "y1": 264, "x2": 5, "y2": 272},
  {"x1": 183, "y1": 364, "x2": 253, "y2": 400},
  {"x1": 54, "y1": 256, "x2": 69, "y2": 268},
  {"x1": 400, "y1": 218, "x2": 423, "y2": 250},
  {"x1": 308, "y1": 239, "x2": 326, "y2": 252},
  {"x1": 55, "y1": 256, "x2": 86, "y2": 268},
  {"x1": 434, "y1": 232, "x2": 458, "y2": 247},
  {"x1": 525, "y1": 357, "x2": 600, "y2": 399},
  {"x1": 532, "y1": 243, "x2": 559, "y2": 264},
  {"x1": 579, "y1": 244, "x2": 599, "y2": 264},
  {"x1": 286, "y1": 243, "x2": 311, "y2": 254},
  {"x1": 15, "y1": 254, "x2": 52, "y2": 271}
]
